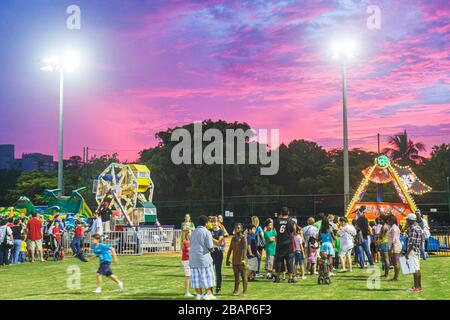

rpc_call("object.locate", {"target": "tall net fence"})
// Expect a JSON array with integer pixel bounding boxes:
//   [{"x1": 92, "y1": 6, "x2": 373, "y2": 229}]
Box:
[{"x1": 154, "y1": 191, "x2": 450, "y2": 231}]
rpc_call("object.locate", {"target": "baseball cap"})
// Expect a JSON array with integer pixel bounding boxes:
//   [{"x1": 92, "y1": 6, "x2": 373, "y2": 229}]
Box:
[{"x1": 406, "y1": 213, "x2": 417, "y2": 221}]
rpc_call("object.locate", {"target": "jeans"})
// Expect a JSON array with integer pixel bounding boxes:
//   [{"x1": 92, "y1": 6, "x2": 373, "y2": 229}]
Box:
[
  {"x1": 256, "y1": 247, "x2": 263, "y2": 274},
  {"x1": 420, "y1": 240, "x2": 428, "y2": 260},
  {"x1": 0, "y1": 245, "x2": 10, "y2": 266},
  {"x1": 358, "y1": 237, "x2": 373, "y2": 268},
  {"x1": 71, "y1": 237, "x2": 81, "y2": 255},
  {"x1": 211, "y1": 250, "x2": 223, "y2": 289},
  {"x1": 19, "y1": 251, "x2": 26, "y2": 263},
  {"x1": 11, "y1": 239, "x2": 22, "y2": 264}
]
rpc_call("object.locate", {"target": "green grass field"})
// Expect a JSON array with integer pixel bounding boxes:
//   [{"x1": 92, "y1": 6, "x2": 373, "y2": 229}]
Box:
[{"x1": 0, "y1": 254, "x2": 448, "y2": 300}]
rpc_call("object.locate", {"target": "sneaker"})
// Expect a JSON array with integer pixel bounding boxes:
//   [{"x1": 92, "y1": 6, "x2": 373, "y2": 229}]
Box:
[
  {"x1": 118, "y1": 282, "x2": 124, "y2": 291},
  {"x1": 196, "y1": 294, "x2": 204, "y2": 300},
  {"x1": 93, "y1": 287, "x2": 102, "y2": 294},
  {"x1": 301, "y1": 276, "x2": 307, "y2": 280},
  {"x1": 203, "y1": 294, "x2": 217, "y2": 300},
  {"x1": 273, "y1": 276, "x2": 280, "y2": 283},
  {"x1": 288, "y1": 278, "x2": 297, "y2": 284},
  {"x1": 232, "y1": 292, "x2": 239, "y2": 296},
  {"x1": 329, "y1": 272, "x2": 335, "y2": 276},
  {"x1": 184, "y1": 292, "x2": 194, "y2": 297},
  {"x1": 215, "y1": 289, "x2": 222, "y2": 296}
]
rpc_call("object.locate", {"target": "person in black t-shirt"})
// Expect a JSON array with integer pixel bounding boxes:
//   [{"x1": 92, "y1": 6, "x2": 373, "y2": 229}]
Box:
[
  {"x1": 11, "y1": 219, "x2": 23, "y2": 264},
  {"x1": 98, "y1": 202, "x2": 113, "y2": 234},
  {"x1": 273, "y1": 206, "x2": 297, "y2": 283},
  {"x1": 211, "y1": 217, "x2": 225, "y2": 295}
]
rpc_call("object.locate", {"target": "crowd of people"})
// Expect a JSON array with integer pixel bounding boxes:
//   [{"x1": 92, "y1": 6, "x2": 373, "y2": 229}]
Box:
[
  {"x1": 180, "y1": 207, "x2": 430, "y2": 300},
  {"x1": 0, "y1": 212, "x2": 67, "y2": 266},
  {"x1": 0, "y1": 202, "x2": 114, "y2": 267},
  {"x1": 0, "y1": 205, "x2": 430, "y2": 297}
]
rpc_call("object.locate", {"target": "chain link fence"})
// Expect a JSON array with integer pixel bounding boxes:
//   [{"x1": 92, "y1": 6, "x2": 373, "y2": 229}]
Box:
[{"x1": 63, "y1": 228, "x2": 182, "y2": 256}]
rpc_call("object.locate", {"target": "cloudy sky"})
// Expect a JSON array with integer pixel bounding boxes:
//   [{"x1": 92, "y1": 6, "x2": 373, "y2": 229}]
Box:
[{"x1": 0, "y1": 0, "x2": 449, "y2": 161}]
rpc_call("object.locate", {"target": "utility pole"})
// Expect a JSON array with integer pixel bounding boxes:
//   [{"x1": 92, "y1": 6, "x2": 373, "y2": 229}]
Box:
[
  {"x1": 447, "y1": 176, "x2": 450, "y2": 224},
  {"x1": 377, "y1": 133, "x2": 380, "y2": 154},
  {"x1": 220, "y1": 150, "x2": 224, "y2": 216}
]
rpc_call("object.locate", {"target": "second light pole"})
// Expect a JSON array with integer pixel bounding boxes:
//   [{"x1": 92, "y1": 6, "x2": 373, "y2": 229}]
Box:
[
  {"x1": 41, "y1": 53, "x2": 80, "y2": 195},
  {"x1": 332, "y1": 40, "x2": 355, "y2": 211}
]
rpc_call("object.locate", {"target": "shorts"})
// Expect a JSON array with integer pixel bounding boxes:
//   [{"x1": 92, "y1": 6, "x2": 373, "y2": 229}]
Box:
[
  {"x1": 379, "y1": 243, "x2": 389, "y2": 253},
  {"x1": 411, "y1": 251, "x2": 420, "y2": 271},
  {"x1": 392, "y1": 243, "x2": 403, "y2": 254},
  {"x1": 102, "y1": 221, "x2": 111, "y2": 233},
  {"x1": 274, "y1": 251, "x2": 294, "y2": 274},
  {"x1": 294, "y1": 252, "x2": 303, "y2": 266},
  {"x1": 248, "y1": 257, "x2": 258, "y2": 272},
  {"x1": 265, "y1": 255, "x2": 275, "y2": 271},
  {"x1": 307, "y1": 255, "x2": 316, "y2": 264},
  {"x1": 339, "y1": 247, "x2": 353, "y2": 258},
  {"x1": 97, "y1": 261, "x2": 113, "y2": 277},
  {"x1": 27, "y1": 239, "x2": 42, "y2": 251},
  {"x1": 320, "y1": 242, "x2": 335, "y2": 258},
  {"x1": 190, "y1": 264, "x2": 215, "y2": 289},
  {"x1": 182, "y1": 260, "x2": 190, "y2": 277}
]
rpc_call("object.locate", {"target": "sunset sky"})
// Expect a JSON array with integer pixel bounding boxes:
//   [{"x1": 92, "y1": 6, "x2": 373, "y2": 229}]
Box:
[{"x1": 0, "y1": 0, "x2": 449, "y2": 161}]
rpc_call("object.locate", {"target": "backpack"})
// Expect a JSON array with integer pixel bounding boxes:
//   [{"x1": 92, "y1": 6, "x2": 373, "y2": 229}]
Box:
[
  {"x1": 256, "y1": 227, "x2": 265, "y2": 248},
  {"x1": 1, "y1": 226, "x2": 13, "y2": 249}
]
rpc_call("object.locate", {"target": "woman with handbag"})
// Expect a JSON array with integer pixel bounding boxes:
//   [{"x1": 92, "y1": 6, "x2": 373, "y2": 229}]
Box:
[{"x1": 0, "y1": 219, "x2": 14, "y2": 266}]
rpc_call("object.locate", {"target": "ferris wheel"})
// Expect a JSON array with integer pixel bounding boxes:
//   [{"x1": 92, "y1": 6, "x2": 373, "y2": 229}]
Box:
[{"x1": 94, "y1": 163, "x2": 139, "y2": 226}]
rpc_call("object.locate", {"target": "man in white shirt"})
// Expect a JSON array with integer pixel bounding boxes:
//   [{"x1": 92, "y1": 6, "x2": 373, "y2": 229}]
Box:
[
  {"x1": 416, "y1": 211, "x2": 430, "y2": 260},
  {"x1": 0, "y1": 219, "x2": 13, "y2": 266},
  {"x1": 303, "y1": 217, "x2": 319, "y2": 274},
  {"x1": 337, "y1": 217, "x2": 356, "y2": 272},
  {"x1": 90, "y1": 213, "x2": 103, "y2": 236}
]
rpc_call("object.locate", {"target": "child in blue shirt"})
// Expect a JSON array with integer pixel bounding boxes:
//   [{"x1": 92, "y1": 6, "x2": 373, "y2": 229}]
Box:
[{"x1": 91, "y1": 233, "x2": 123, "y2": 293}]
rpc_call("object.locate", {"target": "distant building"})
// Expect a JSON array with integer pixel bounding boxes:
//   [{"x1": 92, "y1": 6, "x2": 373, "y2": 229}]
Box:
[
  {"x1": 0, "y1": 144, "x2": 16, "y2": 170},
  {"x1": 0, "y1": 144, "x2": 56, "y2": 172},
  {"x1": 21, "y1": 153, "x2": 56, "y2": 172}
]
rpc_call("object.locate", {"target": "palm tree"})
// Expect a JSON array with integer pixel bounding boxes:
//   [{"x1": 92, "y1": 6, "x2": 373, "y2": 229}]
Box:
[{"x1": 382, "y1": 129, "x2": 426, "y2": 164}]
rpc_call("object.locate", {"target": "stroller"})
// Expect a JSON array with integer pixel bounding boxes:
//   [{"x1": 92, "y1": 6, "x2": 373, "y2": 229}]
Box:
[
  {"x1": 317, "y1": 251, "x2": 331, "y2": 285},
  {"x1": 43, "y1": 233, "x2": 63, "y2": 261}
]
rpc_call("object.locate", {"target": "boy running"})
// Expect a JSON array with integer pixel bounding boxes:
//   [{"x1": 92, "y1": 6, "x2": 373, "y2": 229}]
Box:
[{"x1": 91, "y1": 233, "x2": 123, "y2": 293}]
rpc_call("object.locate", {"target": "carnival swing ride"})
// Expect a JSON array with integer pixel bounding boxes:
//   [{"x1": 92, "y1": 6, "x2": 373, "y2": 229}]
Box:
[{"x1": 345, "y1": 155, "x2": 432, "y2": 223}]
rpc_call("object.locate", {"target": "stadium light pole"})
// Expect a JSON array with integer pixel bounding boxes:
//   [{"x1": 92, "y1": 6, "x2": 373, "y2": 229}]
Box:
[
  {"x1": 332, "y1": 39, "x2": 355, "y2": 212},
  {"x1": 40, "y1": 53, "x2": 80, "y2": 196}
]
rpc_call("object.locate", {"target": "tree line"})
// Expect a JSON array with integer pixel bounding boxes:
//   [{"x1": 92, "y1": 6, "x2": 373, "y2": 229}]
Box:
[{"x1": 1, "y1": 120, "x2": 449, "y2": 217}]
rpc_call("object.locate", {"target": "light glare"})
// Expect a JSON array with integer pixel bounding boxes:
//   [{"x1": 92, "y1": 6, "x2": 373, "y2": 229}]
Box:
[
  {"x1": 40, "y1": 52, "x2": 80, "y2": 73},
  {"x1": 331, "y1": 39, "x2": 356, "y2": 59}
]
